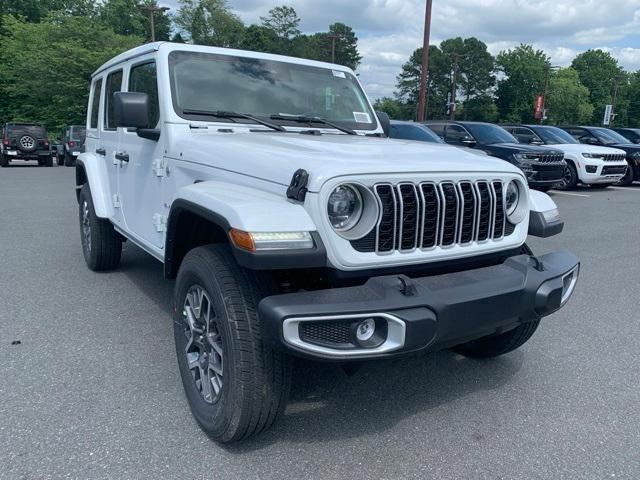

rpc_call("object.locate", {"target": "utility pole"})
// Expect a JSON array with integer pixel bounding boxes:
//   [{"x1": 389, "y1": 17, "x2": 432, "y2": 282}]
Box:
[
  {"x1": 540, "y1": 64, "x2": 551, "y2": 124},
  {"x1": 137, "y1": 4, "x2": 169, "y2": 42},
  {"x1": 610, "y1": 76, "x2": 621, "y2": 126},
  {"x1": 449, "y1": 53, "x2": 459, "y2": 120},
  {"x1": 416, "y1": 0, "x2": 433, "y2": 122},
  {"x1": 327, "y1": 33, "x2": 344, "y2": 64}
]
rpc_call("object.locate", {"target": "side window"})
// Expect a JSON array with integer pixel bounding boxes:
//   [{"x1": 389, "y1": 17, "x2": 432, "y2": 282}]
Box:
[
  {"x1": 427, "y1": 124, "x2": 445, "y2": 138},
  {"x1": 514, "y1": 127, "x2": 537, "y2": 143},
  {"x1": 445, "y1": 125, "x2": 469, "y2": 143},
  {"x1": 104, "y1": 70, "x2": 123, "y2": 130},
  {"x1": 129, "y1": 62, "x2": 160, "y2": 128},
  {"x1": 90, "y1": 78, "x2": 103, "y2": 129},
  {"x1": 565, "y1": 128, "x2": 585, "y2": 141}
]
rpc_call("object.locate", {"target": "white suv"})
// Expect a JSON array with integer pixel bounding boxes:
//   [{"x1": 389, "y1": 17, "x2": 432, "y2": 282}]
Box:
[
  {"x1": 75, "y1": 42, "x2": 579, "y2": 442},
  {"x1": 503, "y1": 124, "x2": 628, "y2": 189}
]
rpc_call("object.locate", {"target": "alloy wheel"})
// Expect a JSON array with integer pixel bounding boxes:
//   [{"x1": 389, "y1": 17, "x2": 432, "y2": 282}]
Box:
[{"x1": 182, "y1": 285, "x2": 224, "y2": 404}]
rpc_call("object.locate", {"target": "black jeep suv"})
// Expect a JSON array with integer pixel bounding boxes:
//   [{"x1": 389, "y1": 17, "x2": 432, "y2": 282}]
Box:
[
  {"x1": 1, "y1": 123, "x2": 52, "y2": 167},
  {"x1": 58, "y1": 125, "x2": 86, "y2": 167},
  {"x1": 558, "y1": 126, "x2": 639, "y2": 185},
  {"x1": 424, "y1": 121, "x2": 565, "y2": 191}
]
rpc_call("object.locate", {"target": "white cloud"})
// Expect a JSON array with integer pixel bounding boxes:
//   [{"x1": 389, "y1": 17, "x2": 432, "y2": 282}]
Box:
[{"x1": 162, "y1": 0, "x2": 640, "y2": 98}]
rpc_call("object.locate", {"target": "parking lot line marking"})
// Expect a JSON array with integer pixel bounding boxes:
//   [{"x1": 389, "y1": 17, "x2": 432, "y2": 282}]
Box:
[
  {"x1": 549, "y1": 190, "x2": 591, "y2": 198},
  {"x1": 609, "y1": 186, "x2": 640, "y2": 192}
]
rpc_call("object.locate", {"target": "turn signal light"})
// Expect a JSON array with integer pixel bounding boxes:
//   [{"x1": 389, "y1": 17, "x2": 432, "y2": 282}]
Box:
[
  {"x1": 229, "y1": 229, "x2": 256, "y2": 252},
  {"x1": 229, "y1": 229, "x2": 314, "y2": 252}
]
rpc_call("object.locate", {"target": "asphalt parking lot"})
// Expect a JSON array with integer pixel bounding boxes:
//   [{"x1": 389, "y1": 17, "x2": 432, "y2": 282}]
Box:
[{"x1": 1, "y1": 164, "x2": 639, "y2": 480}]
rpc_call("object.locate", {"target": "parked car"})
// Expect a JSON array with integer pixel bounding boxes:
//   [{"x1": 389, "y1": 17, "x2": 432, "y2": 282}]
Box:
[
  {"x1": 389, "y1": 120, "x2": 490, "y2": 157},
  {"x1": 502, "y1": 124, "x2": 628, "y2": 189},
  {"x1": 558, "y1": 126, "x2": 640, "y2": 185},
  {"x1": 75, "y1": 43, "x2": 579, "y2": 442},
  {"x1": 424, "y1": 121, "x2": 566, "y2": 191},
  {"x1": 0, "y1": 123, "x2": 52, "y2": 167},
  {"x1": 59, "y1": 125, "x2": 86, "y2": 166},
  {"x1": 610, "y1": 127, "x2": 640, "y2": 144}
]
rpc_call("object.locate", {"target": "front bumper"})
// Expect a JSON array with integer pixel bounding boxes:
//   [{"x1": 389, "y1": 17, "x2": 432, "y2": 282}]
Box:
[
  {"x1": 524, "y1": 165, "x2": 564, "y2": 187},
  {"x1": 2, "y1": 150, "x2": 50, "y2": 160},
  {"x1": 581, "y1": 162, "x2": 627, "y2": 184},
  {"x1": 260, "y1": 251, "x2": 579, "y2": 360}
]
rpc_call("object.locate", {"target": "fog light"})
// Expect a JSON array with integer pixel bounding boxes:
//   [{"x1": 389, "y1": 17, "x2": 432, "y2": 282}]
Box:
[
  {"x1": 586, "y1": 165, "x2": 597, "y2": 173},
  {"x1": 356, "y1": 318, "x2": 375, "y2": 342},
  {"x1": 561, "y1": 266, "x2": 579, "y2": 306}
]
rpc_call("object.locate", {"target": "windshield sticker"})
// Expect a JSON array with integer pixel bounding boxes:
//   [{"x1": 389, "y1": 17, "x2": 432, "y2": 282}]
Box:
[
  {"x1": 353, "y1": 112, "x2": 371, "y2": 123},
  {"x1": 332, "y1": 70, "x2": 346, "y2": 78}
]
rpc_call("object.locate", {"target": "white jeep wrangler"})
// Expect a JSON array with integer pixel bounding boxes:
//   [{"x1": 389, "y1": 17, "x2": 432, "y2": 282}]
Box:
[{"x1": 75, "y1": 42, "x2": 579, "y2": 442}]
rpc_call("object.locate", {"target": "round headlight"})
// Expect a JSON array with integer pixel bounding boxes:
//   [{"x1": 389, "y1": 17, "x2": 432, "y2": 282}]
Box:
[
  {"x1": 327, "y1": 184, "x2": 363, "y2": 231},
  {"x1": 505, "y1": 180, "x2": 520, "y2": 216}
]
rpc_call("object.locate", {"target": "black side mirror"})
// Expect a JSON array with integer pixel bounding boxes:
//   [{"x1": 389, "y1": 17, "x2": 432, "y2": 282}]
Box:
[
  {"x1": 461, "y1": 135, "x2": 476, "y2": 146},
  {"x1": 529, "y1": 138, "x2": 544, "y2": 145},
  {"x1": 583, "y1": 136, "x2": 599, "y2": 145},
  {"x1": 376, "y1": 111, "x2": 391, "y2": 137},
  {"x1": 114, "y1": 92, "x2": 149, "y2": 129}
]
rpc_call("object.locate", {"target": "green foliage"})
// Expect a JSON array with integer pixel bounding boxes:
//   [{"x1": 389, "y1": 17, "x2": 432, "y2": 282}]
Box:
[
  {"x1": 495, "y1": 44, "x2": 550, "y2": 123},
  {"x1": 626, "y1": 72, "x2": 640, "y2": 127},
  {"x1": 260, "y1": 6, "x2": 300, "y2": 40},
  {"x1": 99, "y1": 0, "x2": 170, "y2": 41},
  {"x1": 175, "y1": 0, "x2": 245, "y2": 48},
  {"x1": 571, "y1": 49, "x2": 625, "y2": 125},
  {"x1": 372, "y1": 97, "x2": 413, "y2": 120},
  {"x1": 545, "y1": 68, "x2": 593, "y2": 125},
  {"x1": 0, "y1": 15, "x2": 141, "y2": 136},
  {"x1": 296, "y1": 23, "x2": 362, "y2": 70},
  {"x1": 458, "y1": 95, "x2": 498, "y2": 122}
]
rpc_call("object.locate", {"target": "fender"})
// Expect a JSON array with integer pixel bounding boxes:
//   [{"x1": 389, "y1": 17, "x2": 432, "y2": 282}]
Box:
[
  {"x1": 528, "y1": 189, "x2": 564, "y2": 237},
  {"x1": 76, "y1": 153, "x2": 115, "y2": 219}
]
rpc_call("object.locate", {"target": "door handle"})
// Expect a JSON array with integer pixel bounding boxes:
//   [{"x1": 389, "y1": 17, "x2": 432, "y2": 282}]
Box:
[
  {"x1": 95, "y1": 148, "x2": 106, "y2": 156},
  {"x1": 115, "y1": 152, "x2": 129, "y2": 163}
]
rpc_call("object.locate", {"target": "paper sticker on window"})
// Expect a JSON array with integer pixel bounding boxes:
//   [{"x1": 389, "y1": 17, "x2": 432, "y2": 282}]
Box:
[
  {"x1": 332, "y1": 70, "x2": 346, "y2": 78},
  {"x1": 353, "y1": 112, "x2": 371, "y2": 123}
]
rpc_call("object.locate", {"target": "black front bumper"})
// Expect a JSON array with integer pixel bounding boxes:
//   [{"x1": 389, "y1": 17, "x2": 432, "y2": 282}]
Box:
[
  {"x1": 259, "y1": 251, "x2": 579, "y2": 360},
  {"x1": 525, "y1": 165, "x2": 565, "y2": 187}
]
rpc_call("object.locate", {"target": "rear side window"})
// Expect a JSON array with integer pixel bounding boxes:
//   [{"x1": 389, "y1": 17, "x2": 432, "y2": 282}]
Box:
[
  {"x1": 104, "y1": 70, "x2": 123, "y2": 130},
  {"x1": 129, "y1": 62, "x2": 160, "y2": 128},
  {"x1": 446, "y1": 124, "x2": 469, "y2": 142},
  {"x1": 90, "y1": 79, "x2": 102, "y2": 129},
  {"x1": 427, "y1": 124, "x2": 445, "y2": 137}
]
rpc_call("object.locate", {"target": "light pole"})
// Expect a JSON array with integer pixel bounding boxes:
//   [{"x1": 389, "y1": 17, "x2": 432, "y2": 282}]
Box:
[
  {"x1": 137, "y1": 4, "x2": 170, "y2": 42},
  {"x1": 417, "y1": 0, "x2": 433, "y2": 122}
]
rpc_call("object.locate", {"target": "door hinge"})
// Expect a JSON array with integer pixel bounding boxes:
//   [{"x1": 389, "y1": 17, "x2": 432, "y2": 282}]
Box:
[
  {"x1": 152, "y1": 213, "x2": 166, "y2": 232},
  {"x1": 113, "y1": 194, "x2": 121, "y2": 208},
  {"x1": 153, "y1": 158, "x2": 165, "y2": 177}
]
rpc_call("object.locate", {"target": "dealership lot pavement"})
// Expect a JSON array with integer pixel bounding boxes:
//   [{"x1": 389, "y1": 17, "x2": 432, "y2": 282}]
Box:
[{"x1": 1, "y1": 164, "x2": 638, "y2": 480}]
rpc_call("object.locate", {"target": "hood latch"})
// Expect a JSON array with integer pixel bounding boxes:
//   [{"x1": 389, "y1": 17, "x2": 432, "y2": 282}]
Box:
[{"x1": 287, "y1": 169, "x2": 309, "y2": 202}]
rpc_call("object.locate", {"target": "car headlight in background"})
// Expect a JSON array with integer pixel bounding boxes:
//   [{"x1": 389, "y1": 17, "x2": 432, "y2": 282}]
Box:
[
  {"x1": 582, "y1": 153, "x2": 604, "y2": 159},
  {"x1": 327, "y1": 184, "x2": 363, "y2": 231}
]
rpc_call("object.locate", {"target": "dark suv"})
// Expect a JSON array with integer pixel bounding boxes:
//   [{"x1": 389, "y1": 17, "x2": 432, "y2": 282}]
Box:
[
  {"x1": 58, "y1": 125, "x2": 86, "y2": 167},
  {"x1": 610, "y1": 127, "x2": 640, "y2": 145},
  {"x1": 558, "y1": 126, "x2": 639, "y2": 185},
  {"x1": 425, "y1": 121, "x2": 565, "y2": 191},
  {"x1": 1, "y1": 123, "x2": 52, "y2": 167}
]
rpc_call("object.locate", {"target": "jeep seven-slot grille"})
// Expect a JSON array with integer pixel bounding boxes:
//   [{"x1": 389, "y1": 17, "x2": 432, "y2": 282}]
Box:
[
  {"x1": 524, "y1": 153, "x2": 564, "y2": 164},
  {"x1": 351, "y1": 180, "x2": 512, "y2": 254},
  {"x1": 603, "y1": 153, "x2": 626, "y2": 162}
]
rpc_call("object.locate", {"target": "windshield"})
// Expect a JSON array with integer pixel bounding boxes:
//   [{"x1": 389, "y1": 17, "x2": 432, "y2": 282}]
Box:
[
  {"x1": 464, "y1": 123, "x2": 517, "y2": 144},
  {"x1": 6, "y1": 124, "x2": 46, "y2": 138},
  {"x1": 389, "y1": 123, "x2": 444, "y2": 143},
  {"x1": 591, "y1": 127, "x2": 630, "y2": 145},
  {"x1": 70, "y1": 126, "x2": 86, "y2": 141},
  {"x1": 534, "y1": 126, "x2": 578, "y2": 144},
  {"x1": 168, "y1": 51, "x2": 376, "y2": 131}
]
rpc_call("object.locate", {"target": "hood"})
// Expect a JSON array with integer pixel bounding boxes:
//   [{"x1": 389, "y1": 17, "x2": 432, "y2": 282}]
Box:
[
  {"x1": 180, "y1": 129, "x2": 523, "y2": 192},
  {"x1": 487, "y1": 142, "x2": 564, "y2": 155},
  {"x1": 544, "y1": 143, "x2": 627, "y2": 156},
  {"x1": 606, "y1": 143, "x2": 640, "y2": 154}
]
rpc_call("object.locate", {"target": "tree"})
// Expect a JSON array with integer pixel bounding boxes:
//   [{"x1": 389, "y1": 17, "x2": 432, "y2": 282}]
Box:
[
  {"x1": 99, "y1": 0, "x2": 170, "y2": 41},
  {"x1": 0, "y1": 15, "x2": 141, "y2": 136},
  {"x1": 241, "y1": 24, "x2": 281, "y2": 54},
  {"x1": 175, "y1": 0, "x2": 245, "y2": 48},
  {"x1": 302, "y1": 23, "x2": 362, "y2": 70},
  {"x1": 626, "y1": 72, "x2": 640, "y2": 127},
  {"x1": 260, "y1": 5, "x2": 300, "y2": 40},
  {"x1": 571, "y1": 49, "x2": 626, "y2": 125},
  {"x1": 544, "y1": 68, "x2": 593, "y2": 125},
  {"x1": 495, "y1": 44, "x2": 550, "y2": 123},
  {"x1": 372, "y1": 97, "x2": 412, "y2": 120}
]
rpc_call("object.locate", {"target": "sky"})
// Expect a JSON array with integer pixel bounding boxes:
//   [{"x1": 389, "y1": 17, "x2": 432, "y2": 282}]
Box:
[{"x1": 162, "y1": 0, "x2": 640, "y2": 100}]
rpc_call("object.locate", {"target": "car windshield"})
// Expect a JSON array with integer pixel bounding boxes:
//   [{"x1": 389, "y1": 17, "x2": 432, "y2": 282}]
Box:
[
  {"x1": 534, "y1": 126, "x2": 579, "y2": 144},
  {"x1": 70, "y1": 126, "x2": 86, "y2": 141},
  {"x1": 591, "y1": 127, "x2": 630, "y2": 145},
  {"x1": 390, "y1": 123, "x2": 444, "y2": 143},
  {"x1": 6, "y1": 124, "x2": 46, "y2": 138},
  {"x1": 168, "y1": 51, "x2": 377, "y2": 131},
  {"x1": 464, "y1": 123, "x2": 517, "y2": 144}
]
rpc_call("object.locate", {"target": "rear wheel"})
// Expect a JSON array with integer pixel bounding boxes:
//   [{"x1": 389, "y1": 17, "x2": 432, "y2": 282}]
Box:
[
  {"x1": 57, "y1": 154, "x2": 64, "y2": 166},
  {"x1": 557, "y1": 163, "x2": 578, "y2": 190},
  {"x1": 44, "y1": 155, "x2": 53, "y2": 167},
  {"x1": 0, "y1": 155, "x2": 8, "y2": 167},
  {"x1": 78, "y1": 184, "x2": 122, "y2": 271},
  {"x1": 617, "y1": 163, "x2": 634, "y2": 186},
  {"x1": 64, "y1": 152, "x2": 76, "y2": 167},
  {"x1": 174, "y1": 244, "x2": 291, "y2": 443}
]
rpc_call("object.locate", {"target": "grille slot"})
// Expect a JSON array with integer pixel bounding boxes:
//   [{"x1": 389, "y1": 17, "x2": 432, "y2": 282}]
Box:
[
  {"x1": 353, "y1": 180, "x2": 515, "y2": 254},
  {"x1": 603, "y1": 154, "x2": 626, "y2": 162},
  {"x1": 602, "y1": 165, "x2": 628, "y2": 175},
  {"x1": 299, "y1": 321, "x2": 353, "y2": 347}
]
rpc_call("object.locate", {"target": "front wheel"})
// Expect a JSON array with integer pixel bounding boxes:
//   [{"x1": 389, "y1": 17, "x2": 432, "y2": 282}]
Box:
[
  {"x1": 535, "y1": 186, "x2": 552, "y2": 192},
  {"x1": 557, "y1": 163, "x2": 578, "y2": 190},
  {"x1": 0, "y1": 155, "x2": 8, "y2": 167},
  {"x1": 174, "y1": 244, "x2": 291, "y2": 443},
  {"x1": 590, "y1": 183, "x2": 613, "y2": 189},
  {"x1": 617, "y1": 163, "x2": 634, "y2": 186}
]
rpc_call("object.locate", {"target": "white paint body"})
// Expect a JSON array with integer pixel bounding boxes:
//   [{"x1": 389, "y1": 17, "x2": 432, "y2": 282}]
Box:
[
  {"x1": 79, "y1": 42, "x2": 557, "y2": 271},
  {"x1": 546, "y1": 143, "x2": 628, "y2": 185}
]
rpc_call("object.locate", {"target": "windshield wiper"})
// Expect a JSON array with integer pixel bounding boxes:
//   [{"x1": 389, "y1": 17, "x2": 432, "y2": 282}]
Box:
[
  {"x1": 269, "y1": 114, "x2": 357, "y2": 135},
  {"x1": 182, "y1": 109, "x2": 286, "y2": 132}
]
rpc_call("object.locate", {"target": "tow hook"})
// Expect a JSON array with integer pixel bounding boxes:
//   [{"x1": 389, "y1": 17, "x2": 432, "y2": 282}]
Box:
[
  {"x1": 397, "y1": 275, "x2": 417, "y2": 297},
  {"x1": 530, "y1": 256, "x2": 546, "y2": 272}
]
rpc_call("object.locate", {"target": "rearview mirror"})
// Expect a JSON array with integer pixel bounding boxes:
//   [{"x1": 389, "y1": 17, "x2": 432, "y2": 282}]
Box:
[
  {"x1": 376, "y1": 111, "x2": 391, "y2": 137},
  {"x1": 114, "y1": 92, "x2": 149, "y2": 129}
]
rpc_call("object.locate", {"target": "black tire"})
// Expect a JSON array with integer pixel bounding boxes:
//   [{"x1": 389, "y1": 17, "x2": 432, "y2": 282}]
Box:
[
  {"x1": 590, "y1": 183, "x2": 613, "y2": 189},
  {"x1": 452, "y1": 242, "x2": 538, "y2": 359},
  {"x1": 57, "y1": 154, "x2": 64, "y2": 166},
  {"x1": 64, "y1": 152, "x2": 76, "y2": 167},
  {"x1": 535, "y1": 186, "x2": 552, "y2": 192},
  {"x1": 557, "y1": 162, "x2": 578, "y2": 190},
  {"x1": 18, "y1": 135, "x2": 37, "y2": 153},
  {"x1": 78, "y1": 184, "x2": 122, "y2": 271},
  {"x1": 617, "y1": 162, "x2": 634, "y2": 186},
  {"x1": 174, "y1": 244, "x2": 291, "y2": 443},
  {"x1": 0, "y1": 155, "x2": 8, "y2": 167},
  {"x1": 37, "y1": 158, "x2": 44, "y2": 166},
  {"x1": 44, "y1": 155, "x2": 53, "y2": 167}
]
